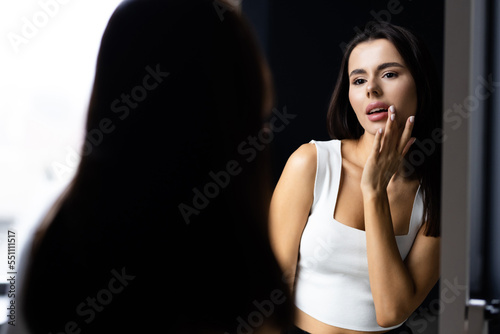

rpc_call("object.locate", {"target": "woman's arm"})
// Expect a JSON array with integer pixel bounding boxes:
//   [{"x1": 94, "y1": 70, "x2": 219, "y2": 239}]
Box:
[
  {"x1": 361, "y1": 107, "x2": 440, "y2": 327},
  {"x1": 363, "y1": 192, "x2": 440, "y2": 327},
  {"x1": 269, "y1": 143, "x2": 317, "y2": 293}
]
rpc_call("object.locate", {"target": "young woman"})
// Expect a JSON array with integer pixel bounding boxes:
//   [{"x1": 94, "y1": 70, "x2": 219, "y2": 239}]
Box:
[{"x1": 269, "y1": 23, "x2": 442, "y2": 334}]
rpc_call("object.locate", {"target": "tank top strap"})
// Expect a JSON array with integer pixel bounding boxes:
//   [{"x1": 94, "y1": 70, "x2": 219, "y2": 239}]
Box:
[
  {"x1": 309, "y1": 139, "x2": 342, "y2": 215},
  {"x1": 395, "y1": 182, "x2": 425, "y2": 258}
]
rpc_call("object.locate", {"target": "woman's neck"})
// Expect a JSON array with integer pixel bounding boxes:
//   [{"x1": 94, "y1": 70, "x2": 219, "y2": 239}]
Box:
[{"x1": 354, "y1": 132, "x2": 375, "y2": 167}]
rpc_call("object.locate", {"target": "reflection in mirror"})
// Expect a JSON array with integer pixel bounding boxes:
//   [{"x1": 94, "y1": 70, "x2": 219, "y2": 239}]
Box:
[{"x1": 243, "y1": 1, "x2": 444, "y2": 333}]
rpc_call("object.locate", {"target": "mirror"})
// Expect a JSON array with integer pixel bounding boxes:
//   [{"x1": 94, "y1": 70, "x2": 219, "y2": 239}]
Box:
[{"x1": 242, "y1": 1, "x2": 445, "y2": 333}]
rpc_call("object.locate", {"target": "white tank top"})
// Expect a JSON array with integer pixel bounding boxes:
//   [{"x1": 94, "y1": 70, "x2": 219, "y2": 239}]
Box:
[{"x1": 294, "y1": 139, "x2": 424, "y2": 331}]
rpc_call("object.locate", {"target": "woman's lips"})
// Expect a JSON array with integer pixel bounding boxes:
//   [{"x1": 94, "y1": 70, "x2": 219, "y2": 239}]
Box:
[
  {"x1": 367, "y1": 111, "x2": 388, "y2": 122},
  {"x1": 366, "y1": 102, "x2": 390, "y2": 122}
]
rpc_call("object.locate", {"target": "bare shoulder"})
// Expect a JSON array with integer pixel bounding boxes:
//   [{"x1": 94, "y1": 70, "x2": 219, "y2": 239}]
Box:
[
  {"x1": 284, "y1": 142, "x2": 317, "y2": 176},
  {"x1": 273, "y1": 142, "x2": 317, "y2": 196}
]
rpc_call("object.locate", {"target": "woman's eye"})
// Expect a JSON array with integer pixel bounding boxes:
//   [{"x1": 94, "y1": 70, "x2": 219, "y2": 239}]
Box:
[
  {"x1": 383, "y1": 72, "x2": 398, "y2": 79},
  {"x1": 353, "y1": 78, "x2": 365, "y2": 85}
]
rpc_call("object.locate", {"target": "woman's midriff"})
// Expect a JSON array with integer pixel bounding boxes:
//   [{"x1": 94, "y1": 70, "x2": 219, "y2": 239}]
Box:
[{"x1": 293, "y1": 306, "x2": 391, "y2": 334}]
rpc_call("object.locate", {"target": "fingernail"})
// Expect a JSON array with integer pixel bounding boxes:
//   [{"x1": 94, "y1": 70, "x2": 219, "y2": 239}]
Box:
[
  {"x1": 390, "y1": 114, "x2": 395, "y2": 121},
  {"x1": 378, "y1": 128, "x2": 383, "y2": 134},
  {"x1": 389, "y1": 105, "x2": 395, "y2": 113},
  {"x1": 409, "y1": 116, "x2": 415, "y2": 123}
]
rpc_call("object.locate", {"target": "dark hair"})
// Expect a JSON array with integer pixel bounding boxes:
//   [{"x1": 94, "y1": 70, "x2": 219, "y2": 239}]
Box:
[
  {"x1": 23, "y1": 0, "x2": 292, "y2": 333},
  {"x1": 326, "y1": 23, "x2": 442, "y2": 237}
]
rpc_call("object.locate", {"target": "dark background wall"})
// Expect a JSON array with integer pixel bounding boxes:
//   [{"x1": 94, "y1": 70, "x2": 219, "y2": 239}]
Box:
[{"x1": 243, "y1": 0, "x2": 445, "y2": 184}]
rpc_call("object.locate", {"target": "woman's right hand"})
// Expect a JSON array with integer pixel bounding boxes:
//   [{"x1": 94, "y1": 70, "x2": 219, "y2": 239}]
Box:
[{"x1": 360, "y1": 105, "x2": 415, "y2": 197}]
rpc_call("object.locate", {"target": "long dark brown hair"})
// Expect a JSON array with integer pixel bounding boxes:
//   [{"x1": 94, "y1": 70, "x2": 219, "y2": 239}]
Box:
[
  {"x1": 327, "y1": 23, "x2": 442, "y2": 237},
  {"x1": 23, "y1": 0, "x2": 292, "y2": 333}
]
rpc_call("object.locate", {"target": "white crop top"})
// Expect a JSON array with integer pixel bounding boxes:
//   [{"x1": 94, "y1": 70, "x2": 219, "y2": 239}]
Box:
[{"x1": 294, "y1": 139, "x2": 424, "y2": 332}]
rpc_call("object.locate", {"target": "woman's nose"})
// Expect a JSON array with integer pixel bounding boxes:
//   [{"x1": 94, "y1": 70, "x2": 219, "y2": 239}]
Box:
[{"x1": 366, "y1": 79, "x2": 382, "y2": 97}]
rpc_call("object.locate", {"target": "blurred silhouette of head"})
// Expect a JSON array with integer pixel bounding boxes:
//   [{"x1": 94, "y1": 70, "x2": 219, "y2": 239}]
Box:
[{"x1": 23, "y1": 0, "x2": 291, "y2": 333}]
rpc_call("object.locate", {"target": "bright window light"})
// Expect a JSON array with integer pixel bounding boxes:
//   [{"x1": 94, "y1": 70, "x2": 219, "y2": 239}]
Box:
[{"x1": 0, "y1": 0, "x2": 124, "y2": 278}]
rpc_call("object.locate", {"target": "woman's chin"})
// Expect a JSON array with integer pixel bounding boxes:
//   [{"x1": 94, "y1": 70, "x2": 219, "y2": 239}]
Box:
[{"x1": 363, "y1": 127, "x2": 383, "y2": 137}]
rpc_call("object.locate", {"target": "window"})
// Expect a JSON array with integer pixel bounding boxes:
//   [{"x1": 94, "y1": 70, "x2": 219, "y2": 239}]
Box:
[{"x1": 0, "y1": 0, "x2": 124, "y2": 287}]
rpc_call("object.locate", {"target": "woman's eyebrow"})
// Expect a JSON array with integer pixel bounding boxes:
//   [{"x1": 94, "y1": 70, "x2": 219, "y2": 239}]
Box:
[
  {"x1": 349, "y1": 68, "x2": 366, "y2": 78},
  {"x1": 377, "y1": 62, "x2": 405, "y2": 71},
  {"x1": 349, "y1": 62, "x2": 405, "y2": 78}
]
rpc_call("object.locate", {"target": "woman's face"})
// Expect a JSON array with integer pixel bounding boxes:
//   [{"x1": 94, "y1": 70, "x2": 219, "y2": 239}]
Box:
[{"x1": 348, "y1": 38, "x2": 417, "y2": 135}]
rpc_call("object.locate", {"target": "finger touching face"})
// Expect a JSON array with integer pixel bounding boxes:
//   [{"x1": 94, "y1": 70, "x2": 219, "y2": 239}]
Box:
[{"x1": 348, "y1": 38, "x2": 418, "y2": 135}]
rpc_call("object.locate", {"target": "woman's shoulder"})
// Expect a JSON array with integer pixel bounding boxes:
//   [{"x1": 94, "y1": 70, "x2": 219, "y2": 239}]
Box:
[
  {"x1": 288, "y1": 139, "x2": 342, "y2": 166},
  {"x1": 273, "y1": 143, "x2": 317, "y2": 199},
  {"x1": 288, "y1": 142, "x2": 317, "y2": 166},
  {"x1": 282, "y1": 142, "x2": 318, "y2": 180},
  {"x1": 283, "y1": 139, "x2": 343, "y2": 177}
]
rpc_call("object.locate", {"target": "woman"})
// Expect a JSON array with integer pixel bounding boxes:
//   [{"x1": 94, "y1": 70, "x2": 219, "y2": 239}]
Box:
[
  {"x1": 269, "y1": 23, "x2": 442, "y2": 334},
  {"x1": 19, "y1": 0, "x2": 292, "y2": 333}
]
